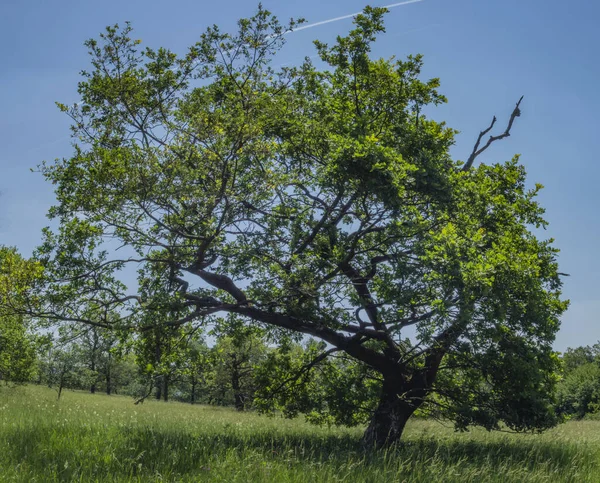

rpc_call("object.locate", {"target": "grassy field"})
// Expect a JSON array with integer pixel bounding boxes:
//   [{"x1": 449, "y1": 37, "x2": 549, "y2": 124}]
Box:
[{"x1": 0, "y1": 385, "x2": 599, "y2": 482}]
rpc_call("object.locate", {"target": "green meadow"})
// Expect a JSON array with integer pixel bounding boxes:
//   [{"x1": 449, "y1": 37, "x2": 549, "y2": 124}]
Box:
[{"x1": 0, "y1": 385, "x2": 598, "y2": 482}]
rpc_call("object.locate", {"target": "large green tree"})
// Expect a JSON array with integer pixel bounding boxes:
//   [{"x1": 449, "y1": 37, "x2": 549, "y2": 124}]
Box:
[
  {"x1": 73, "y1": 324, "x2": 120, "y2": 394},
  {"x1": 33, "y1": 6, "x2": 567, "y2": 446}
]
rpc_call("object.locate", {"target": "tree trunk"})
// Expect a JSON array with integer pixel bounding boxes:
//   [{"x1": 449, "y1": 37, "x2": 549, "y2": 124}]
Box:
[
  {"x1": 90, "y1": 330, "x2": 98, "y2": 394},
  {"x1": 155, "y1": 376, "x2": 162, "y2": 400},
  {"x1": 57, "y1": 375, "x2": 65, "y2": 401},
  {"x1": 191, "y1": 376, "x2": 196, "y2": 405},
  {"x1": 90, "y1": 360, "x2": 96, "y2": 394},
  {"x1": 234, "y1": 391, "x2": 244, "y2": 411},
  {"x1": 362, "y1": 381, "x2": 421, "y2": 448},
  {"x1": 155, "y1": 338, "x2": 162, "y2": 400},
  {"x1": 231, "y1": 366, "x2": 244, "y2": 411},
  {"x1": 162, "y1": 375, "x2": 169, "y2": 402},
  {"x1": 106, "y1": 365, "x2": 111, "y2": 395}
]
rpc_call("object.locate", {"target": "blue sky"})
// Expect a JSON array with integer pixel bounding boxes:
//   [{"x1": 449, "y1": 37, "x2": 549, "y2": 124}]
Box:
[{"x1": 0, "y1": 0, "x2": 597, "y2": 351}]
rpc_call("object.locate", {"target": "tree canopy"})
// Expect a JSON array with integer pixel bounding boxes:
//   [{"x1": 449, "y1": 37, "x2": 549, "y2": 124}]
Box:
[{"x1": 31, "y1": 6, "x2": 567, "y2": 446}]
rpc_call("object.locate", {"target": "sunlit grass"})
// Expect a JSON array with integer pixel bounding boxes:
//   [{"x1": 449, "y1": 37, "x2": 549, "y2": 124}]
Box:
[{"x1": 0, "y1": 384, "x2": 598, "y2": 482}]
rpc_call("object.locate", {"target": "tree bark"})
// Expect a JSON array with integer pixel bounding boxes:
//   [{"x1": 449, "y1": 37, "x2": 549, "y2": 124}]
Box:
[
  {"x1": 155, "y1": 376, "x2": 162, "y2": 400},
  {"x1": 231, "y1": 364, "x2": 244, "y2": 411},
  {"x1": 90, "y1": 360, "x2": 96, "y2": 394},
  {"x1": 106, "y1": 365, "x2": 111, "y2": 395},
  {"x1": 234, "y1": 390, "x2": 244, "y2": 411},
  {"x1": 362, "y1": 380, "x2": 422, "y2": 447},
  {"x1": 155, "y1": 337, "x2": 162, "y2": 400},
  {"x1": 162, "y1": 375, "x2": 169, "y2": 402},
  {"x1": 57, "y1": 373, "x2": 65, "y2": 401},
  {"x1": 191, "y1": 376, "x2": 196, "y2": 405}
]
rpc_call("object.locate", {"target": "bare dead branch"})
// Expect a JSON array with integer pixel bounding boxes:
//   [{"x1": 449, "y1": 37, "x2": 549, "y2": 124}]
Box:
[{"x1": 462, "y1": 96, "x2": 524, "y2": 171}]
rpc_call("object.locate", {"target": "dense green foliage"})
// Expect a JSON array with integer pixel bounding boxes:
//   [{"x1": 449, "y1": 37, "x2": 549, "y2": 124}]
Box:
[
  {"x1": 0, "y1": 314, "x2": 37, "y2": 383},
  {"x1": 0, "y1": 247, "x2": 42, "y2": 383},
  {"x1": 1, "y1": 385, "x2": 599, "y2": 482},
  {"x1": 556, "y1": 344, "x2": 600, "y2": 419},
  {"x1": 562, "y1": 345, "x2": 600, "y2": 374},
  {"x1": 557, "y1": 363, "x2": 600, "y2": 419},
  {"x1": 27, "y1": 5, "x2": 567, "y2": 445}
]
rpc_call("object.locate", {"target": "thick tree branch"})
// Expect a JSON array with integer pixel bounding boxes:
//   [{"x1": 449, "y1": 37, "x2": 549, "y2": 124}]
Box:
[
  {"x1": 186, "y1": 268, "x2": 249, "y2": 305},
  {"x1": 224, "y1": 304, "x2": 392, "y2": 370}
]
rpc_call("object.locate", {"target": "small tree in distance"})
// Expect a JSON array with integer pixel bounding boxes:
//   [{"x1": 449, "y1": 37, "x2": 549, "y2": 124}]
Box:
[
  {"x1": 210, "y1": 316, "x2": 267, "y2": 410},
  {"x1": 32, "y1": 6, "x2": 568, "y2": 446},
  {"x1": 40, "y1": 344, "x2": 95, "y2": 400}
]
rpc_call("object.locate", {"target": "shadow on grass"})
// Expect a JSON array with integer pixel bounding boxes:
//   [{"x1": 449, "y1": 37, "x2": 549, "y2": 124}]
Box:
[{"x1": 2, "y1": 424, "x2": 591, "y2": 480}]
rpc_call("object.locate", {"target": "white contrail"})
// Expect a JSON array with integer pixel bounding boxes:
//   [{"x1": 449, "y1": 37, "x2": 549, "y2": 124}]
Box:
[{"x1": 289, "y1": 0, "x2": 425, "y2": 33}]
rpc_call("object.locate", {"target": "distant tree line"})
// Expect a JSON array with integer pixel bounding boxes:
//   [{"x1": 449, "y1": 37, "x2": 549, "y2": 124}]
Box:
[
  {"x1": 556, "y1": 344, "x2": 600, "y2": 419},
  {"x1": 4, "y1": 295, "x2": 600, "y2": 423},
  {"x1": 1, "y1": 317, "x2": 267, "y2": 407}
]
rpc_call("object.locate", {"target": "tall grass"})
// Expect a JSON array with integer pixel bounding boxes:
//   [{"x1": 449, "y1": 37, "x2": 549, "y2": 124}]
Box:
[{"x1": 0, "y1": 384, "x2": 598, "y2": 482}]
